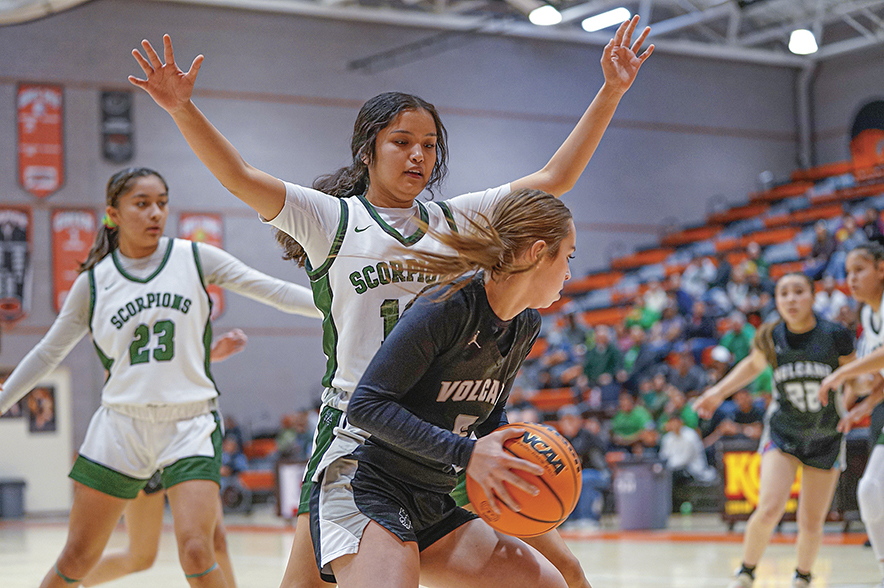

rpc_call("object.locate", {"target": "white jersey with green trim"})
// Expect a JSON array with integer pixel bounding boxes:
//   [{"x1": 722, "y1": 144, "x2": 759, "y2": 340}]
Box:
[
  {"x1": 89, "y1": 238, "x2": 216, "y2": 406},
  {"x1": 858, "y1": 290, "x2": 884, "y2": 367}
]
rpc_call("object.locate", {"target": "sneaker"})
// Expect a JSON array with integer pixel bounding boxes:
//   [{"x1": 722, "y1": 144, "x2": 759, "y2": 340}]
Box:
[
  {"x1": 790, "y1": 576, "x2": 810, "y2": 588},
  {"x1": 726, "y1": 571, "x2": 753, "y2": 588}
]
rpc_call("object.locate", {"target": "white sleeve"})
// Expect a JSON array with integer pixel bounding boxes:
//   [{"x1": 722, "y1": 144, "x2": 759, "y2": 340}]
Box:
[
  {"x1": 441, "y1": 184, "x2": 512, "y2": 230},
  {"x1": 0, "y1": 272, "x2": 91, "y2": 414},
  {"x1": 196, "y1": 242, "x2": 321, "y2": 319},
  {"x1": 261, "y1": 181, "x2": 343, "y2": 268}
]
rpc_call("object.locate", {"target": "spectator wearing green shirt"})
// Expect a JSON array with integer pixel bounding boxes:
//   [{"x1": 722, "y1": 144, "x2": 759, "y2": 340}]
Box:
[
  {"x1": 583, "y1": 325, "x2": 622, "y2": 386},
  {"x1": 719, "y1": 311, "x2": 756, "y2": 363},
  {"x1": 610, "y1": 390, "x2": 658, "y2": 455}
]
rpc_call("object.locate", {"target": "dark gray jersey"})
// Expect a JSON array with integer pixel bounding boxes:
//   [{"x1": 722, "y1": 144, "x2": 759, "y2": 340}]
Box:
[{"x1": 348, "y1": 273, "x2": 540, "y2": 493}]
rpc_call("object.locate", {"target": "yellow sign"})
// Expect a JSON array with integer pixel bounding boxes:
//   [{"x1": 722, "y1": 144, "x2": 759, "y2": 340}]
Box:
[{"x1": 723, "y1": 451, "x2": 802, "y2": 515}]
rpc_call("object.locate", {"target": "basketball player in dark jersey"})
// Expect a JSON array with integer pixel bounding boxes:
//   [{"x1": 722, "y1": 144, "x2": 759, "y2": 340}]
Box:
[
  {"x1": 694, "y1": 272, "x2": 854, "y2": 588},
  {"x1": 311, "y1": 190, "x2": 574, "y2": 588}
]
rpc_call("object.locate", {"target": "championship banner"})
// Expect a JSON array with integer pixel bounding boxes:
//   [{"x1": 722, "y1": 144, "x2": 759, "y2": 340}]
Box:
[
  {"x1": 17, "y1": 84, "x2": 64, "y2": 198},
  {"x1": 179, "y1": 213, "x2": 225, "y2": 319},
  {"x1": 722, "y1": 450, "x2": 801, "y2": 520},
  {"x1": 100, "y1": 91, "x2": 134, "y2": 163},
  {"x1": 0, "y1": 207, "x2": 32, "y2": 322},
  {"x1": 51, "y1": 209, "x2": 97, "y2": 312}
]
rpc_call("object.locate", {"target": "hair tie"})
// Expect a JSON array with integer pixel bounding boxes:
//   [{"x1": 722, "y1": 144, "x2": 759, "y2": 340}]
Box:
[{"x1": 102, "y1": 213, "x2": 117, "y2": 229}]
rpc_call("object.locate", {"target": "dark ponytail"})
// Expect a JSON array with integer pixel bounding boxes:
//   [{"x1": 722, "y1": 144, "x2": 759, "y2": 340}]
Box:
[
  {"x1": 276, "y1": 92, "x2": 449, "y2": 267},
  {"x1": 80, "y1": 168, "x2": 168, "y2": 272}
]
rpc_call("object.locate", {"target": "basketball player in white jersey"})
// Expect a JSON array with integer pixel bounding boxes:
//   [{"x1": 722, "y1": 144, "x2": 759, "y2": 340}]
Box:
[
  {"x1": 817, "y1": 242, "x2": 884, "y2": 588},
  {"x1": 0, "y1": 167, "x2": 321, "y2": 588},
  {"x1": 129, "y1": 17, "x2": 653, "y2": 588}
]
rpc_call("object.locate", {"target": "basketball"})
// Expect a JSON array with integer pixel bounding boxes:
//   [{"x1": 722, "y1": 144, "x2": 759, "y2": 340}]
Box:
[{"x1": 466, "y1": 422, "x2": 582, "y2": 538}]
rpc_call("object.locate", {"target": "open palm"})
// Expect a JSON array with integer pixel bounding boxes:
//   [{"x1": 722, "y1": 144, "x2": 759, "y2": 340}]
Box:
[
  {"x1": 601, "y1": 16, "x2": 654, "y2": 95},
  {"x1": 129, "y1": 34, "x2": 204, "y2": 115}
]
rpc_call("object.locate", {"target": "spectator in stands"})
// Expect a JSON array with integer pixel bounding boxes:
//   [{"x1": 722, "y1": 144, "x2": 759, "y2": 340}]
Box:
[
  {"x1": 610, "y1": 390, "x2": 658, "y2": 456},
  {"x1": 561, "y1": 310, "x2": 589, "y2": 348},
  {"x1": 276, "y1": 411, "x2": 313, "y2": 461},
  {"x1": 509, "y1": 405, "x2": 542, "y2": 424},
  {"x1": 557, "y1": 405, "x2": 611, "y2": 529},
  {"x1": 666, "y1": 272, "x2": 694, "y2": 316},
  {"x1": 583, "y1": 325, "x2": 621, "y2": 387},
  {"x1": 659, "y1": 411, "x2": 717, "y2": 486},
  {"x1": 703, "y1": 388, "x2": 764, "y2": 447},
  {"x1": 622, "y1": 325, "x2": 669, "y2": 392},
  {"x1": 220, "y1": 436, "x2": 248, "y2": 489},
  {"x1": 682, "y1": 256, "x2": 716, "y2": 300},
  {"x1": 829, "y1": 212, "x2": 869, "y2": 281},
  {"x1": 643, "y1": 279, "x2": 669, "y2": 315},
  {"x1": 745, "y1": 267, "x2": 775, "y2": 320},
  {"x1": 705, "y1": 345, "x2": 734, "y2": 387},
  {"x1": 682, "y1": 300, "x2": 718, "y2": 354},
  {"x1": 745, "y1": 241, "x2": 770, "y2": 279},
  {"x1": 625, "y1": 300, "x2": 661, "y2": 331},
  {"x1": 813, "y1": 274, "x2": 850, "y2": 322},
  {"x1": 659, "y1": 385, "x2": 700, "y2": 431},
  {"x1": 639, "y1": 373, "x2": 669, "y2": 420},
  {"x1": 658, "y1": 302, "x2": 686, "y2": 343},
  {"x1": 726, "y1": 264, "x2": 750, "y2": 314},
  {"x1": 223, "y1": 414, "x2": 246, "y2": 453},
  {"x1": 536, "y1": 326, "x2": 584, "y2": 388},
  {"x1": 709, "y1": 251, "x2": 733, "y2": 290},
  {"x1": 804, "y1": 220, "x2": 837, "y2": 281},
  {"x1": 719, "y1": 311, "x2": 756, "y2": 363},
  {"x1": 666, "y1": 348, "x2": 707, "y2": 397},
  {"x1": 862, "y1": 206, "x2": 884, "y2": 246}
]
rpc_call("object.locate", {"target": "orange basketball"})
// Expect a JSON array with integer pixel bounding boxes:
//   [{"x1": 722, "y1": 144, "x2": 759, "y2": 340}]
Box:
[{"x1": 465, "y1": 422, "x2": 582, "y2": 538}]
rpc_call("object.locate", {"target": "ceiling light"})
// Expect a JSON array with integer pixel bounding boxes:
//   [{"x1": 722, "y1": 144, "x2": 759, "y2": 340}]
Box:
[
  {"x1": 582, "y1": 7, "x2": 631, "y2": 33},
  {"x1": 529, "y1": 5, "x2": 562, "y2": 26},
  {"x1": 788, "y1": 29, "x2": 818, "y2": 55}
]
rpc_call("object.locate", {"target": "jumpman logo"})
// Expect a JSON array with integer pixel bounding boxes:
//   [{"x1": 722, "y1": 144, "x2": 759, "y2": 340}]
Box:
[{"x1": 468, "y1": 331, "x2": 481, "y2": 349}]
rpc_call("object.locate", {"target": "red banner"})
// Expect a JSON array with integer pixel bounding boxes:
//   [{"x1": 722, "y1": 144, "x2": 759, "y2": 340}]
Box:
[
  {"x1": 179, "y1": 213, "x2": 225, "y2": 319},
  {"x1": 17, "y1": 84, "x2": 64, "y2": 198},
  {"x1": 0, "y1": 207, "x2": 32, "y2": 322},
  {"x1": 51, "y1": 209, "x2": 97, "y2": 312}
]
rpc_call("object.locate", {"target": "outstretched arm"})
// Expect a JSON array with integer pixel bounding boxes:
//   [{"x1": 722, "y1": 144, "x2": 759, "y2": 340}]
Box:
[
  {"x1": 129, "y1": 35, "x2": 286, "y2": 220},
  {"x1": 819, "y1": 347, "x2": 884, "y2": 405},
  {"x1": 693, "y1": 348, "x2": 768, "y2": 419},
  {"x1": 511, "y1": 16, "x2": 653, "y2": 197}
]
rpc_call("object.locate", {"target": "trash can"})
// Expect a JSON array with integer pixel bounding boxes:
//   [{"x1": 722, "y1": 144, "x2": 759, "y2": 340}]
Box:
[
  {"x1": 613, "y1": 460, "x2": 671, "y2": 530},
  {"x1": 0, "y1": 478, "x2": 25, "y2": 519}
]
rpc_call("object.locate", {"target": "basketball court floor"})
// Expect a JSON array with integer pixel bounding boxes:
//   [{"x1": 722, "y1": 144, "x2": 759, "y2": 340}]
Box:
[{"x1": 2, "y1": 510, "x2": 881, "y2": 588}]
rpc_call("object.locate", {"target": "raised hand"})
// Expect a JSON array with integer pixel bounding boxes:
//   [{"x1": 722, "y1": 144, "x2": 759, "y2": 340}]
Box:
[
  {"x1": 129, "y1": 34, "x2": 204, "y2": 115},
  {"x1": 210, "y1": 328, "x2": 248, "y2": 363},
  {"x1": 601, "y1": 15, "x2": 654, "y2": 95},
  {"x1": 466, "y1": 427, "x2": 542, "y2": 515}
]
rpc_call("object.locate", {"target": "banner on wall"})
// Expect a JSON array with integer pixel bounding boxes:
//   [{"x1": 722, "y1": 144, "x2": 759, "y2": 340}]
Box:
[
  {"x1": 0, "y1": 207, "x2": 32, "y2": 322},
  {"x1": 51, "y1": 209, "x2": 98, "y2": 312},
  {"x1": 100, "y1": 91, "x2": 134, "y2": 163},
  {"x1": 17, "y1": 84, "x2": 64, "y2": 198},
  {"x1": 722, "y1": 449, "x2": 802, "y2": 520},
  {"x1": 179, "y1": 213, "x2": 225, "y2": 319}
]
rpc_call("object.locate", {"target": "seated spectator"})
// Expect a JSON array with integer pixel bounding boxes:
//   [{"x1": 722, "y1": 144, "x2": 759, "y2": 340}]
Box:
[
  {"x1": 276, "y1": 411, "x2": 313, "y2": 461},
  {"x1": 702, "y1": 388, "x2": 764, "y2": 449},
  {"x1": 639, "y1": 373, "x2": 669, "y2": 420},
  {"x1": 536, "y1": 326, "x2": 583, "y2": 388},
  {"x1": 665, "y1": 271, "x2": 694, "y2": 316},
  {"x1": 220, "y1": 435, "x2": 248, "y2": 491},
  {"x1": 682, "y1": 300, "x2": 718, "y2": 354},
  {"x1": 556, "y1": 405, "x2": 611, "y2": 529},
  {"x1": 223, "y1": 414, "x2": 246, "y2": 451},
  {"x1": 583, "y1": 325, "x2": 622, "y2": 387},
  {"x1": 658, "y1": 302, "x2": 685, "y2": 343},
  {"x1": 643, "y1": 279, "x2": 669, "y2": 315},
  {"x1": 708, "y1": 251, "x2": 732, "y2": 290},
  {"x1": 863, "y1": 207, "x2": 884, "y2": 246},
  {"x1": 659, "y1": 411, "x2": 717, "y2": 485},
  {"x1": 829, "y1": 212, "x2": 869, "y2": 281},
  {"x1": 665, "y1": 348, "x2": 707, "y2": 397},
  {"x1": 745, "y1": 241, "x2": 770, "y2": 278},
  {"x1": 804, "y1": 220, "x2": 837, "y2": 281},
  {"x1": 744, "y1": 268, "x2": 775, "y2": 321},
  {"x1": 610, "y1": 390, "x2": 658, "y2": 456},
  {"x1": 682, "y1": 256, "x2": 716, "y2": 300},
  {"x1": 719, "y1": 311, "x2": 755, "y2": 363},
  {"x1": 561, "y1": 310, "x2": 589, "y2": 348},
  {"x1": 813, "y1": 274, "x2": 850, "y2": 322},
  {"x1": 659, "y1": 386, "x2": 700, "y2": 431},
  {"x1": 705, "y1": 345, "x2": 733, "y2": 387}
]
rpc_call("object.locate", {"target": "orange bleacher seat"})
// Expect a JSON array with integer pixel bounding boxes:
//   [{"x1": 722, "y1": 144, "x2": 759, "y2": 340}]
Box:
[
  {"x1": 769, "y1": 261, "x2": 805, "y2": 280},
  {"x1": 661, "y1": 225, "x2": 721, "y2": 247},
  {"x1": 749, "y1": 181, "x2": 813, "y2": 203},
  {"x1": 610, "y1": 247, "x2": 673, "y2": 270},
  {"x1": 764, "y1": 202, "x2": 843, "y2": 228},
  {"x1": 581, "y1": 306, "x2": 631, "y2": 326},
  {"x1": 791, "y1": 161, "x2": 854, "y2": 182},
  {"x1": 238, "y1": 470, "x2": 275, "y2": 491},
  {"x1": 738, "y1": 226, "x2": 800, "y2": 248},
  {"x1": 813, "y1": 179, "x2": 884, "y2": 205},
  {"x1": 708, "y1": 202, "x2": 769, "y2": 225},
  {"x1": 563, "y1": 271, "x2": 622, "y2": 295},
  {"x1": 243, "y1": 438, "x2": 277, "y2": 460},
  {"x1": 531, "y1": 388, "x2": 576, "y2": 412}
]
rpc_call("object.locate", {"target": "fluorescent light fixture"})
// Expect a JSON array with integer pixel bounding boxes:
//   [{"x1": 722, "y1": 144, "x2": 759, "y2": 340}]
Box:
[
  {"x1": 529, "y1": 4, "x2": 562, "y2": 26},
  {"x1": 582, "y1": 7, "x2": 631, "y2": 32},
  {"x1": 788, "y1": 29, "x2": 818, "y2": 55}
]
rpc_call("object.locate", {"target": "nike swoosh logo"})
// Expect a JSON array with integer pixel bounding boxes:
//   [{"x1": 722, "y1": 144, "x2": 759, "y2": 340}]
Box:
[
  {"x1": 104, "y1": 284, "x2": 115, "y2": 290},
  {"x1": 355, "y1": 226, "x2": 370, "y2": 233}
]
